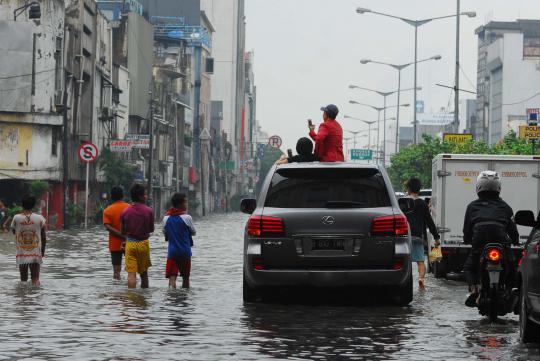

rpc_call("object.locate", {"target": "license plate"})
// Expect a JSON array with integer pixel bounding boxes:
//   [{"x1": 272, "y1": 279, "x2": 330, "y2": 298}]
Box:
[{"x1": 312, "y1": 239, "x2": 345, "y2": 251}]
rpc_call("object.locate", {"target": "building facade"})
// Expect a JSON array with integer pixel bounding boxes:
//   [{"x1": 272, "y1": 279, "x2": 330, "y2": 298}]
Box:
[{"x1": 475, "y1": 20, "x2": 540, "y2": 144}]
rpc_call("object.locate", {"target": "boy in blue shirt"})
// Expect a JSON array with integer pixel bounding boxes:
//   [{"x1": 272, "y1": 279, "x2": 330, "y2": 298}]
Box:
[{"x1": 163, "y1": 193, "x2": 196, "y2": 288}]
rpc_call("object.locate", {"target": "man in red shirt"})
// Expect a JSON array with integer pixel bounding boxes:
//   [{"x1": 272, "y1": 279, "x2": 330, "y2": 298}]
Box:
[{"x1": 309, "y1": 104, "x2": 345, "y2": 162}]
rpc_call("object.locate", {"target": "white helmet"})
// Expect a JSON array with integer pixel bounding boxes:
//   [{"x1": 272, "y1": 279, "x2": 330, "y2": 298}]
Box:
[{"x1": 476, "y1": 171, "x2": 501, "y2": 194}]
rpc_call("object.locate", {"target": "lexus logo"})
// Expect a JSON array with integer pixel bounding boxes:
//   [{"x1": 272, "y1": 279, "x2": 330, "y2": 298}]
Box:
[{"x1": 322, "y1": 216, "x2": 335, "y2": 225}]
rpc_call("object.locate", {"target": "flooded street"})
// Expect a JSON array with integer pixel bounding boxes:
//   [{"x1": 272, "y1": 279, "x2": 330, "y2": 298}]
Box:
[{"x1": 1, "y1": 212, "x2": 539, "y2": 360}]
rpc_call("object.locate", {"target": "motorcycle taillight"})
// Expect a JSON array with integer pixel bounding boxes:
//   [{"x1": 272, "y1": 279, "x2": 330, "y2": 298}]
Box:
[{"x1": 487, "y1": 248, "x2": 501, "y2": 263}]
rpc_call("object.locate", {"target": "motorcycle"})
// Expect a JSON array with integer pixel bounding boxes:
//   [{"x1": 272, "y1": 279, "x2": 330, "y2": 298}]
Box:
[{"x1": 476, "y1": 242, "x2": 518, "y2": 322}]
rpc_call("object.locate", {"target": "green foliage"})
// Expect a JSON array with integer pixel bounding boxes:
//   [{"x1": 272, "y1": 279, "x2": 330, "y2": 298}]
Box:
[
  {"x1": 7, "y1": 205, "x2": 23, "y2": 217},
  {"x1": 388, "y1": 131, "x2": 539, "y2": 190},
  {"x1": 255, "y1": 145, "x2": 283, "y2": 195},
  {"x1": 66, "y1": 203, "x2": 84, "y2": 225},
  {"x1": 98, "y1": 148, "x2": 138, "y2": 192},
  {"x1": 28, "y1": 180, "x2": 49, "y2": 198}
]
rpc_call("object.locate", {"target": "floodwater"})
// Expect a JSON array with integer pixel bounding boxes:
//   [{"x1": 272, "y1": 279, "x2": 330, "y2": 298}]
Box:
[{"x1": 0, "y1": 212, "x2": 539, "y2": 360}]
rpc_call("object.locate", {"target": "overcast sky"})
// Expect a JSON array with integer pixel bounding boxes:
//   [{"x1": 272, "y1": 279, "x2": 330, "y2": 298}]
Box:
[{"x1": 245, "y1": 0, "x2": 540, "y2": 151}]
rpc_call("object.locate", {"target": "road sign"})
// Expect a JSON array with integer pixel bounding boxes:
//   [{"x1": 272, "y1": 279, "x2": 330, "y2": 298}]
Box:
[
  {"x1": 519, "y1": 125, "x2": 540, "y2": 140},
  {"x1": 257, "y1": 143, "x2": 266, "y2": 159},
  {"x1": 443, "y1": 133, "x2": 473, "y2": 143},
  {"x1": 527, "y1": 108, "x2": 540, "y2": 125},
  {"x1": 350, "y1": 149, "x2": 373, "y2": 160},
  {"x1": 77, "y1": 142, "x2": 99, "y2": 163},
  {"x1": 268, "y1": 135, "x2": 282, "y2": 148},
  {"x1": 416, "y1": 100, "x2": 425, "y2": 114}
]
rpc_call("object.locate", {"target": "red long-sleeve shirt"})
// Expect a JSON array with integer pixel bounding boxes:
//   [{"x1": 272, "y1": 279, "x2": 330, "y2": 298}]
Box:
[{"x1": 309, "y1": 119, "x2": 344, "y2": 162}]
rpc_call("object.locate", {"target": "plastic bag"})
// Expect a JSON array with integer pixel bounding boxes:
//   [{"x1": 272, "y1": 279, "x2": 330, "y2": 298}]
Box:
[{"x1": 429, "y1": 245, "x2": 443, "y2": 263}]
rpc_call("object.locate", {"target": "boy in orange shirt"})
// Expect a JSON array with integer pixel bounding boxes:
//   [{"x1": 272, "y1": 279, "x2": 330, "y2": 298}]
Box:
[{"x1": 103, "y1": 186, "x2": 130, "y2": 280}]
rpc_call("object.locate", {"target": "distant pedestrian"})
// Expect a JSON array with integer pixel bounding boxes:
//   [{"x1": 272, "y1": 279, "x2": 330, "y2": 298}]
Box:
[
  {"x1": 0, "y1": 200, "x2": 7, "y2": 231},
  {"x1": 163, "y1": 193, "x2": 196, "y2": 289},
  {"x1": 121, "y1": 184, "x2": 154, "y2": 289},
  {"x1": 276, "y1": 137, "x2": 318, "y2": 165},
  {"x1": 10, "y1": 194, "x2": 47, "y2": 286},
  {"x1": 103, "y1": 186, "x2": 130, "y2": 280},
  {"x1": 308, "y1": 104, "x2": 344, "y2": 162},
  {"x1": 403, "y1": 178, "x2": 440, "y2": 290}
]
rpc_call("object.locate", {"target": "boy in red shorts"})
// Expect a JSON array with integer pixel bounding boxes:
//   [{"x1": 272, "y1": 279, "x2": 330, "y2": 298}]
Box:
[{"x1": 162, "y1": 193, "x2": 196, "y2": 288}]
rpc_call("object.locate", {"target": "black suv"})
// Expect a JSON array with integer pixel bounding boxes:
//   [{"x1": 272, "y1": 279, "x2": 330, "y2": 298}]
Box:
[
  {"x1": 241, "y1": 162, "x2": 413, "y2": 305},
  {"x1": 515, "y1": 210, "x2": 540, "y2": 343}
]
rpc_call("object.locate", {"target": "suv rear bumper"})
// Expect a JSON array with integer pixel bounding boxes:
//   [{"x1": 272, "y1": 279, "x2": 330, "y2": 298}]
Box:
[{"x1": 244, "y1": 263, "x2": 411, "y2": 288}]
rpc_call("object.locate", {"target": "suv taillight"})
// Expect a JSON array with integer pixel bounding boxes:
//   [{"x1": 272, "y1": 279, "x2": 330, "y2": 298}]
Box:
[
  {"x1": 247, "y1": 215, "x2": 285, "y2": 236},
  {"x1": 371, "y1": 215, "x2": 408, "y2": 236}
]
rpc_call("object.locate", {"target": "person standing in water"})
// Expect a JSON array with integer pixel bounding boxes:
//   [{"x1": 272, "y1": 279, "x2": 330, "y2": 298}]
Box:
[
  {"x1": 10, "y1": 194, "x2": 47, "y2": 286},
  {"x1": 103, "y1": 186, "x2": 130, "y2": 280}
]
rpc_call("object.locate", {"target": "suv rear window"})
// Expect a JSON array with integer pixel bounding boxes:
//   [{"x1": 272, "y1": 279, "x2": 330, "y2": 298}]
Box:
[{"x1": 264, "y1": 168, "x2": 391, "y2": 208}]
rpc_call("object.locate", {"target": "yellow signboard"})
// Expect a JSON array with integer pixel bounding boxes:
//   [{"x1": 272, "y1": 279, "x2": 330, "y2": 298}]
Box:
[
  {"x1": 519, "y1": 125, "x2": 540, "y2": 140},
  {"x1": 443, "y1": 133, "x2": 473, "y2": 143}
]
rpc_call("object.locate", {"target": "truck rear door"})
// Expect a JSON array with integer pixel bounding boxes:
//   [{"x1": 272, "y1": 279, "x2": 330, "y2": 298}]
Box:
[
  {"x1": 440, "y1": 159, "x2": 489, "y2": 247},
  {"x1": 493, "y1": 160, "x2": 540, "y2": 244}
]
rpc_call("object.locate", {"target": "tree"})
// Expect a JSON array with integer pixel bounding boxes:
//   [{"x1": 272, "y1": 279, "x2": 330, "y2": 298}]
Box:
[
  {"x1": 387, "y1": 131, "x2": 539, "y2": 190},
  {"x1": 98, "y1": 148, "x2": 138, "y2": 192}
]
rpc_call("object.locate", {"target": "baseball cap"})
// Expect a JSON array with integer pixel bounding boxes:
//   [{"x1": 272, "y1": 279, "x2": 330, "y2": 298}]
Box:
[{"x1": 320, "y1": 104, "x2": 339, "y2": 119}]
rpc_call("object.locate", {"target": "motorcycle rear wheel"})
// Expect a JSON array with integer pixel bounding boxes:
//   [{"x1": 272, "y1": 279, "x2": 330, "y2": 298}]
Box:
[{"x1": 488, "y1": 285, "x2": 498, "y2": 323}]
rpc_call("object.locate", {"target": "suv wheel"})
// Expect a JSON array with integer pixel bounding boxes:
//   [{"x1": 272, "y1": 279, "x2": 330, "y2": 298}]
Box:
[
  {"x1": 391, "y1": 272, "x2": 413, "y2": 306},
  {"x1": 520, "y1": 286, "x2": 540, "y2": 343},
  {"x1": 243, "y1": 274, "x2": 260, "y2": 303}
]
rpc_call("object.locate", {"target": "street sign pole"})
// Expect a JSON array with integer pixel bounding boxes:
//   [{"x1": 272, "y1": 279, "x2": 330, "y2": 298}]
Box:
[
  {"x1": 77, "y1": 142, "x2": 99, "y2": 229},
  {"x1": 85, "y1": 161, "x2": 89, "y2": 229}
]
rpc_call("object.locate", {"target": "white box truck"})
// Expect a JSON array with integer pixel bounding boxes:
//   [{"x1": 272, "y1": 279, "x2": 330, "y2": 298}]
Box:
[{"x1": 431, "y1": 154, "x2": 540, "y2": 278}]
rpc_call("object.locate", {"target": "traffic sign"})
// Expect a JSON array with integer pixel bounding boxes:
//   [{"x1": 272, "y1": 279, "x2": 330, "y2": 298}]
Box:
[
  {"x1": 519, "y1": 125, "x2": 540, "y2": 140},
  {"x1": 78, "y1": 142, "x2": 99, "y2": 163},
  {"x1": 443, "y1": 133, "x2": 473, "y2": 144},
  {"x1": 268, "y1": 135, "x2": 282, "y2": 148},
  {"x1": 257, "y1": 143, "x2": 266, "y2": 159},
  {"x1": 350, "y1": 149, "x2": 373, "y2": 160},
  {"x1": 527, "y1": 108, "x2": 540, "y2": 125}
]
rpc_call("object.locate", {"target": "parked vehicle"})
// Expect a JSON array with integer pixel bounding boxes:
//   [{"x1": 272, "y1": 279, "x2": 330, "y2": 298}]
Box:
[
  {"x1": 515, "y1": 210, "x2": 540, "y2": 343},
  {"x1": 241, "y1": 162, "x2": 413, "y2": 305},
  {"x1": 431, "y1": 154, "x2": 539, "y2": 278}
]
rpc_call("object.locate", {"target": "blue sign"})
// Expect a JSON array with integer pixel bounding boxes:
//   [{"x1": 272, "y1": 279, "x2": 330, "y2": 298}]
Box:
[
  {"x1": 257, "y1": 144, "x2": 266, "y2": 159},
  {"x1": 416, "y1": 100, "x2": 425, "y2": 114}
]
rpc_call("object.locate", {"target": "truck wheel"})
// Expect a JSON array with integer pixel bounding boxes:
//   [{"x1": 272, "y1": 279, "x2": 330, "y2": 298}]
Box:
[
  {"x1": 391, "y1": 273, "x2": 413, "y2": 306},
  {"x1": 243, "y1": 274, "x2": 260, "y2": 303},
  {"x1": 434, "y1": 259, "x2": 447, "y2": 279}
]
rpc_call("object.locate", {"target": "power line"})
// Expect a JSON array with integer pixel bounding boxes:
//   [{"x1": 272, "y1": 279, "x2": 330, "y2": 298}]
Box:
[
  {"x1": 459, "y1": 64, "x2": 477, "y2": 91},
  {"x1": 0, "y1": 72, "x2": 55, "y2": 92},
  {"x1": 0, "y1": 68, "x2": 55, "y2": 81}
]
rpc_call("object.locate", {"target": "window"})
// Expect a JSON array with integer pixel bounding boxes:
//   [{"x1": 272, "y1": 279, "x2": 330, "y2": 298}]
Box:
[
  {"x1": 51, "y1": 127, "x2": 59, "y2": 156},
  {"x1": 265, "y1": 168, "x2": 391, "y2": 209}
]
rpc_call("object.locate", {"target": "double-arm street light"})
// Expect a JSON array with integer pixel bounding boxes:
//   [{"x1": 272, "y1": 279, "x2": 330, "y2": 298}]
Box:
[
  {"x1": 343, "y1": 115, "x2": 377, "y2": 154},
  {"x1": 348, "y1": 102, "x2": 407, "y2": 165},
  {"x1": 356, "y1": 6, "x2": 476, "y2": 144},
  {"x1": 360, "y1": 55, "x2": 441, "y2": 153},
  {"x1": 349, "y1": 85, "x2": 417, "y2": 166}
]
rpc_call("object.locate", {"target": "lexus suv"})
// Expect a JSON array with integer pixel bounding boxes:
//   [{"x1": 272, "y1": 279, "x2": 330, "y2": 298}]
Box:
[{"x1": 241, "y1": 162, "x2": 413, "y2": 305}]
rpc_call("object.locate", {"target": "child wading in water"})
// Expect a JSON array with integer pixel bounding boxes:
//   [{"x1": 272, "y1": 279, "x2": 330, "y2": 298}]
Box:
[
  {"x1": 121, "y1": 184, "x2": 154, "y2": 288},
  {"x1": 11, "y1": 194, "x2": 47, "y2": 286},
  {"x1": 163, "y1": 193, "x2": 196, "y2": 289}
]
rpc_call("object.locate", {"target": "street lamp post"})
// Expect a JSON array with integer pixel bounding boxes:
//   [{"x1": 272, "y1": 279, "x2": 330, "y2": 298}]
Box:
[
  {"x1": 356, "y1": 6, "x2": 475, "y2": 143},
  {"x1": 349, "y1": 85, "x2": 416, "y2": 166},
  {"x1": 348, "y1": 102, "x2": 409, "y2": 165},
  {"x1": 360, "y1": 55, "x2": 441, "y2": 153},
  {"x1": 343, "y1": 115, "x2": 377, "y2": 162}
]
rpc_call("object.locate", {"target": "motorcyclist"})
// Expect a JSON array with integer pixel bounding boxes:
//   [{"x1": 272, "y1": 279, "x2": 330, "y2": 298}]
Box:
[{"x1": 462, "y1": 171, "x2": 519, "y2": 307}]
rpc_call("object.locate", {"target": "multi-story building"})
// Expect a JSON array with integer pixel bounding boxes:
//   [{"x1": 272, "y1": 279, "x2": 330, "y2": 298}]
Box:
[
  {"x1": 475, "y1": 20, "x2": 540, "y2": 144},
  {"x1": 459, "y1": 99, "x2": 477, "y2": 135},
  {"x1": 0, "y1": 0, "x2": 65, "y2": 225}
]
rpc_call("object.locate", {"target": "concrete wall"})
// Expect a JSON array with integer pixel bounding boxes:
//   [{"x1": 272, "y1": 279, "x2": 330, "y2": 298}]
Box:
[
  {"x1": 117, "y1": 65, "x2": 130, "y2": 138},
  {"x1": 0, "y1": 123, "x2": 61, "y2": 180}
]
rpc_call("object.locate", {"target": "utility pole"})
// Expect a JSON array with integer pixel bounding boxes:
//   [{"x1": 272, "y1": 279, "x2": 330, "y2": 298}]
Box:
[
  {"x1": 454, "y1": 0, "x2": 461, "y2": 132},
  {"x1": 147, "y1": 92, "x2": 154, "y2": 201},
  {"x1": 62, "y1": 78, "x2": 69, "y2": 230}
]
